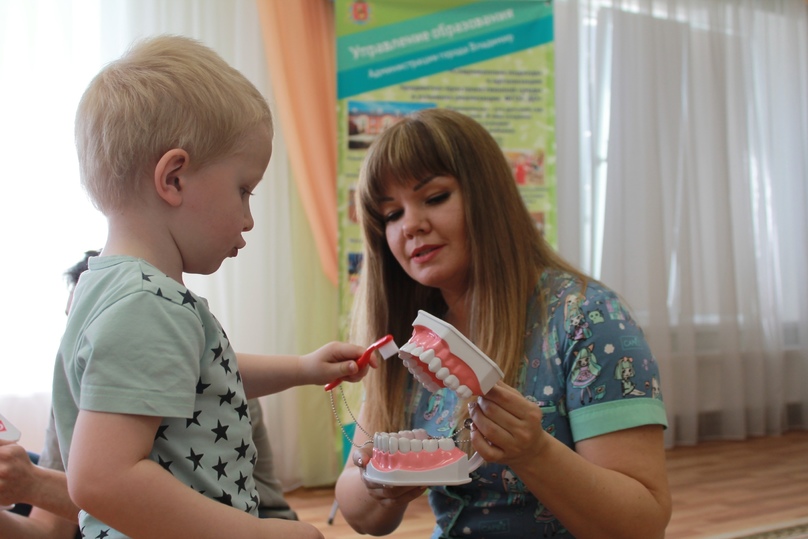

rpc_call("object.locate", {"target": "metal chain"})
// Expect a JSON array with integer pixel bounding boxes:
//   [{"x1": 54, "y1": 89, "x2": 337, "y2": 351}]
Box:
[{"x1": 329, "y1": 386, "x2": 372, "y2": 448}]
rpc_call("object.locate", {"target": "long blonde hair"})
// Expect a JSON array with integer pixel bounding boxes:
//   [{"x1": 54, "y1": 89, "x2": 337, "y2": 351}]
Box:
[{"x1": 351, "y1": 108, "x2": 584, "y2": 434}]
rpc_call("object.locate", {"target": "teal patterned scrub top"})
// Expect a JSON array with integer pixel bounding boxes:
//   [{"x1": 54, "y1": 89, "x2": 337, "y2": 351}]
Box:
[{"x1": 408, "y1": 269, "x2": 667, "y2": 538}]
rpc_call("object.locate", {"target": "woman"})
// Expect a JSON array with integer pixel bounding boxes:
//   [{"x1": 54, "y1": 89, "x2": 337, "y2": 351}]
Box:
[{"x1": 335, "y1": 108, "x2": 671, "y2": 538}]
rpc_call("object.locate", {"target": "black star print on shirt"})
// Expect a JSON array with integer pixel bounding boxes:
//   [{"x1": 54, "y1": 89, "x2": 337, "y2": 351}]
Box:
[
  {"x1": 141, "y1": 272, "x2": 152, "y2": 282},
  {"x1": 213, "y1": 457, "x2": 228, "y2": 479},
  {"x1": 211, "y1": 343, "x2": 223, "y2": 361},
  {"x1": 218, "y1": 389, "x2": 236, "y2": 405},
  {"x1": 154, "y1": 424, "x2": 169, "y2": 441},
  {"x1": 235, "y1": 401, "x2": 249, "y2": 421},
  {"x1": 214, "y1": 491, "x2": 233, "y2": 506},
  {"x1": 158, "y1": 455, "x2": 173, "y2": 474},
  {"x1": 235, "y1": 439, "x2": 250, "y2": 460},
  {"x1": 235, "y1": 472, "x2": 248, "y2": 494},
  {"x1": 179, "y1": 289, "x2": 197, "y2": 308},
  {"x1": 186, "y1": 448, "x2": 204, "y2": 471},
  {"x1": 196, "y1": 378, "x2": 211, "y2": 395},
  {"x1": 220, "y1": 357, "x2": 232, "y2": 375},
  {"x1": 95, "y1": 530, "x2": 109, "y2": 539},
  {"x1": 211, "y1": 421, "x2": 229, "y2": 443},
  {"x1": 186, "y1": 410, "x2": 202, "y2": 427}
]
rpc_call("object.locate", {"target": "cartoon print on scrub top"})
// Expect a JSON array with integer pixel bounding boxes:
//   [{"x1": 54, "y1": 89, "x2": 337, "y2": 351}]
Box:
[
  {"x1": 502, "y1": 468, "x2": 529, "y2": 509},
  {"x1": 423, "y1": 390, "x2": 453, "y2": 431},
  {"x1": 651, "y1": 376, "x2": 661, "y2": 398},
  {"x1": 604, "y1": 297, "x2": 627, "y2": 321},
  {"x1": 588, "y1": 307, "x2": 606, "y2": 324},
  {"x1": 535, "y1": 500, "x2": 565, "y2": 537},
  {"x1": 569, "y1": 343, "x2": 603, "y2": 404},
  {"x1": 615, "y1": 356, "x2": 646, "y2": 397},
  {"x1": 564, "y1": 293, "x2": 592, "y2": 341}
]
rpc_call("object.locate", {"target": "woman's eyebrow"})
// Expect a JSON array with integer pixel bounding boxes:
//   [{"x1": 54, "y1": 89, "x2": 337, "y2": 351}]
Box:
[
  {"x1": 413, "y1": 175, "x2": 437, "y2": 191},
  {"x1": 377, "y1": 175, "x2": 439, "y2": 202}
]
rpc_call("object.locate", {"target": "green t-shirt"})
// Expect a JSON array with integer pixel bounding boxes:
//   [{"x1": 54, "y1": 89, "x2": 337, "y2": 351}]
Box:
[{"x1": 53, "y1": 256, "x2": 259, "y2": 538}]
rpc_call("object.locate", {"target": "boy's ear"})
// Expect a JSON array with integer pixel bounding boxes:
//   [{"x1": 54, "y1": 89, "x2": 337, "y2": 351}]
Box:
[{"x1": 154, "y1": 149, "x2": 190, "y2": 207}]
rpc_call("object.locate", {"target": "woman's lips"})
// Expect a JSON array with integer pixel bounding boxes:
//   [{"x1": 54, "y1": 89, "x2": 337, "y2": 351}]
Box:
[{"x1": 411, "y1": 245, "x2": 442, "y2": 262}]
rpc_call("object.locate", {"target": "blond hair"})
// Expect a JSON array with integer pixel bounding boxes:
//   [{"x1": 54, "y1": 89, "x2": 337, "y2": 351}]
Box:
[
  {"x1": 75, "y1": 34, "x2": 273, "y2": 214},
  {"x1": 351, "y1": 108, "x2": 586, "y2": 434}
]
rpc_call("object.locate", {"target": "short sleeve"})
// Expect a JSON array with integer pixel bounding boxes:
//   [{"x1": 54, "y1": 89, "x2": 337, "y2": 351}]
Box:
[
  {"x1": 77, "y1": 291, "x2": 205, "y2": 418},
  {"x1": 558, "y1": 283, "x2": 667, "y2": 442}
]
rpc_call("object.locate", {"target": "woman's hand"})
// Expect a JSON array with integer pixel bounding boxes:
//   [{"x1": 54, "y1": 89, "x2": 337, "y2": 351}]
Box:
[
  {"x1": 351, "y1": 444, "x2": 427, "y2": 508},
  {"x1": 467, "y1": 381, "x2": 550, "y2": 467}
]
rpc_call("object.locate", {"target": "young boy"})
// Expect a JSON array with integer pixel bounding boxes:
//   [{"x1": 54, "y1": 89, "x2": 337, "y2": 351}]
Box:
[{"x1": 52, "y1": 35, "x2": 367, "y2": 539}]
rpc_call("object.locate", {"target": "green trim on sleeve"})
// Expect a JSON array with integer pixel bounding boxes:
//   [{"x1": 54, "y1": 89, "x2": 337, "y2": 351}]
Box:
[{"x1": 569, "y1": 398, "x2": 668, "y2": 442}]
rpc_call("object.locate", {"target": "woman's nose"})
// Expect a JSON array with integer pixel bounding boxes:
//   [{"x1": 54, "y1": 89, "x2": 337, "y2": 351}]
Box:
[{"x1": 401, "y1": 211, "x2": 428, "y2": 237}]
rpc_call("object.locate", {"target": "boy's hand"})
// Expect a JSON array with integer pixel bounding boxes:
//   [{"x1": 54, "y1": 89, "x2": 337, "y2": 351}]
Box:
[
  {"x1": 0, "y1": 441, "x2": 35, "y2": 506},
  {"x1": 301, "y1": 342, "x2": 374, "y2": 386}
]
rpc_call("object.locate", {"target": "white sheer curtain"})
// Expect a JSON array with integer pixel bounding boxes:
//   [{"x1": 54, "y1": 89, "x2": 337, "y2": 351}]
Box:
[
  {"x1": 555, "y1": 0, "x2": 808, "y2": 447},
  {"x1": 0, "y1": 0, "x2": 309, "y2": 487}
]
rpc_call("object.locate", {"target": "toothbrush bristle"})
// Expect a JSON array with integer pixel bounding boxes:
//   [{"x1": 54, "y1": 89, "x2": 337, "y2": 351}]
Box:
[{"x1": 378, "y1": 340, "x2": 399, "y2": 360}]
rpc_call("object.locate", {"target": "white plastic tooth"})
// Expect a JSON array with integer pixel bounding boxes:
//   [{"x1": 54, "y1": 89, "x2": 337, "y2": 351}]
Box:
[
  {"x1": 436, "y1": 367, "x2": 450, "y2": 380},
  {"x1": 444, "y1": 375, "x2": 460, "y2": 390},
  {"x1": 400, "y1": 342, "x2": 416, "y2": 353},
  {"x1": 410, "y1": 439, "x2": 423, "y2": 452},
  {"x1": 388, "y1": 435, "x2": 398, "y2": 454},
  {"x1": 428, "y1": 356, "x2": 442, "y2": 373},
  {"x1": 399, "y1": 430, "x2": 415, "y2": 439},
  {"x1": 423, "y1": 439, "x2": 439, "y2": 452},
  {"x1": 457, "y1": 385, "x2": 473, "y2": 399},
  {"x1": 413, "y1": 429, "x2": 428, "y2": 440},
  {"x1": 374, "y1": 433, "x2": 380, "y2": 449},
  {"x1": 401, "y1": 357, "x2": 413, "y2": 368},
  {"x1": 380, "y1": 433, "x2": 389, "y2": 452},
  {"x1": 426, "y1": 381, "x2": 442, "y2": 392},
  {"x1": 411, "y1": 346, "x2": 424, "y2": 356},
  {"x1": 398, "y1": 438, "x2": 411, "y2": 454},
  {"x1": 419, "y1": 349, "x2": 435, "y2": 364},
  {"x1": 438, "y1": 438, "x2": 455, "y2": 451}
]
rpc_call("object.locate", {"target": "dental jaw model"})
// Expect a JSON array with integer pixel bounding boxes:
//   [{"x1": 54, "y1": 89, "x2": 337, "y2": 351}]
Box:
[
  {"x1": 397, "y1": 310, "x2": 503, "y2": 399},
  {"x1": 363, "y1": 310, "x2": 504, "y2": 486}
]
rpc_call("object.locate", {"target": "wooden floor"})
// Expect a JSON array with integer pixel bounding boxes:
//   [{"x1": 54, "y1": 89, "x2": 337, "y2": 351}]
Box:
[{"x1": 285, "y1": 430, "x2": 808, "y2": 539}]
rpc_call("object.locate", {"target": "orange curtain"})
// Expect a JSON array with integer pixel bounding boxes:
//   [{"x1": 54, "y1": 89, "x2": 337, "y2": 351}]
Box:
[{"x1": 256, "y1": 0, "x2": 338, "y2": 285}]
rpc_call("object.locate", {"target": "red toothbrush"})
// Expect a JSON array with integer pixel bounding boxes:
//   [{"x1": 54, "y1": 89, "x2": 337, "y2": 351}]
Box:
[{"x1": 324, "y1": 334, "x2": 398, "y2": 391}]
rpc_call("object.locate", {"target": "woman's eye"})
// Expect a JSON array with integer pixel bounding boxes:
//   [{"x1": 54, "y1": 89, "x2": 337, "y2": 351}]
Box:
[
  {"x1": 241, "y1": 187, "x2": 254, "y2": 197},
  {"x1": 383, "y1": 209, "x2": 402, "y2": 223},
  {"x1": 426, "y1": 192, "x2": 450, "y2": 205}
]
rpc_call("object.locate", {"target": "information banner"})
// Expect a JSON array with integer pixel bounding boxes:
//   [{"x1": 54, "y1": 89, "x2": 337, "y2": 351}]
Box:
[
  {"x1": 337, "y1": 0, "x2": 556, "y2": 325},
  {"x1": 333, "y1": 0, "x2": 556, "y2": 460}
]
